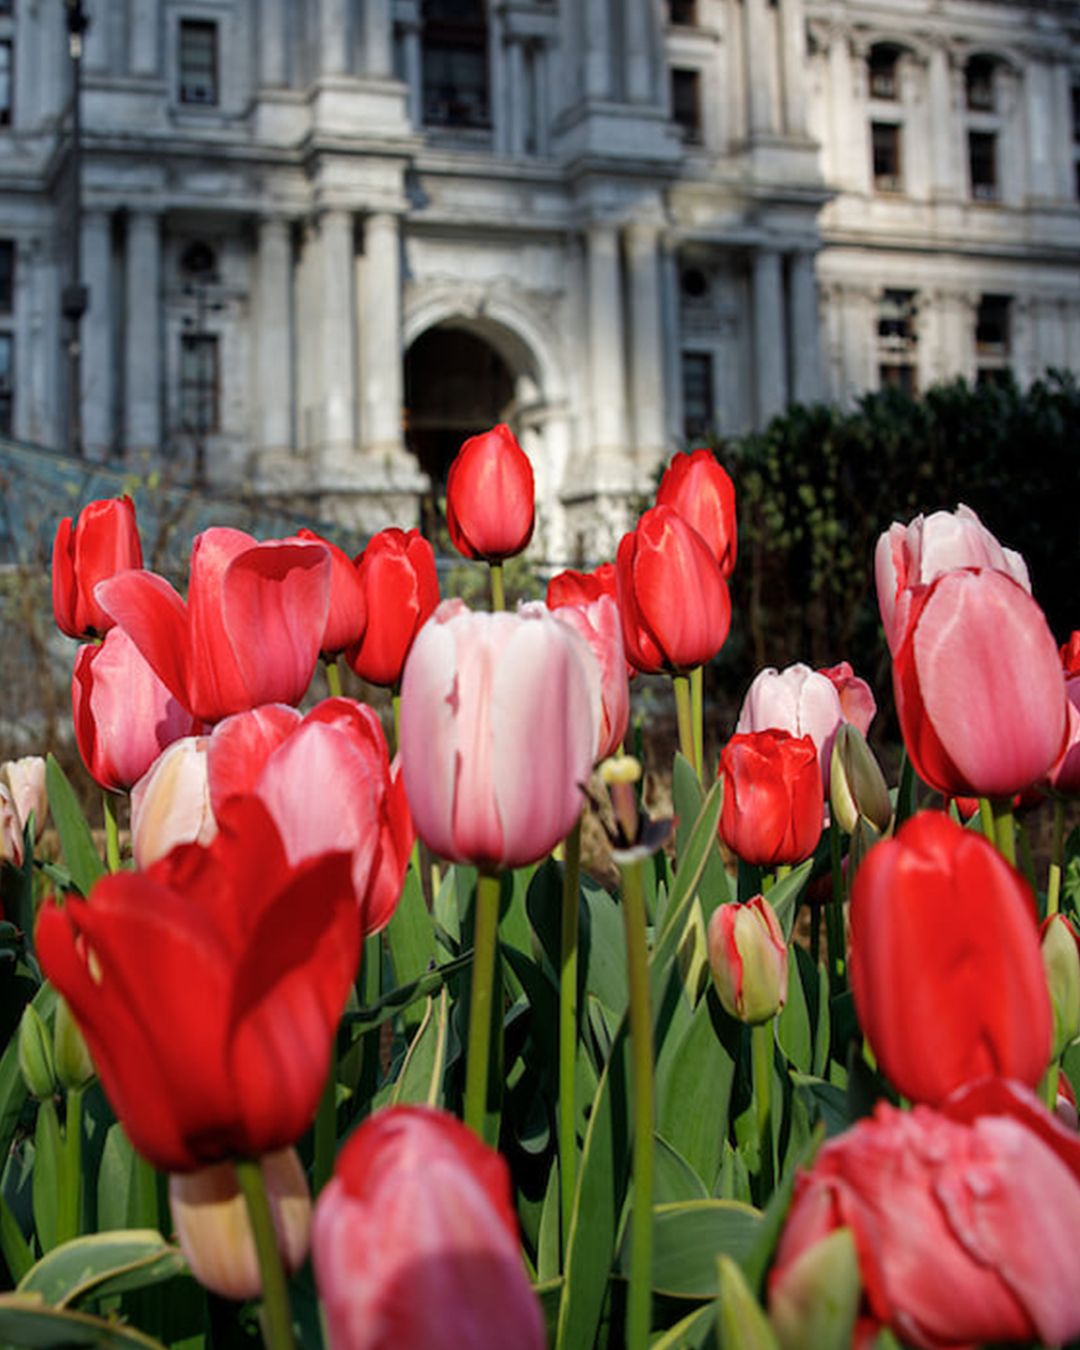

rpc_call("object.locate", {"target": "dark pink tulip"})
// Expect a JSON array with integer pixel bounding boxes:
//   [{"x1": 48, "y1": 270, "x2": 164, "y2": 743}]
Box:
[
  {"x1": 655, "y1": 447, "x2": 737, "y2": 579},
  {"x1": 769, "y1": 1081, "x2": 1080, "y2": 1350},
  {"x1": 73, "y1": 627, "x2": 201, "y2": 793},
  {"x1": 875, "y1": 503, "x2": 1030, "y2": 655},
  {"x1": 296, "y1": 528, "x2": 367, "y2": 658},
  {"x1": 817, "y1": 661, "x2": 876, "y2": 738},
  {"x1": 52, "y1": 495, "x2": 143, "y2": 640},
  {"x1": 547, "y1": 595, "x2": 629, "y2": 761},
  {"x1": 893, "y1": 568, "x2": 1066, "y2": 799},
  {"x1": 97, "y1": 527, "x2": 331, "y2": 724},
  {"x1": 399, "y1": 600, "x2": 599, "y2": 869},
  {"x1": 312, "y1": 1105, "x2": 546, "y2": 1350}
]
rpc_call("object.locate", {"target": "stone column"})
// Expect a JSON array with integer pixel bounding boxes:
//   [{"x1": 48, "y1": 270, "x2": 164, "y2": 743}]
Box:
[
  {"x1": 778, "y1": 0, "x2": 807, "y2": 136},
  {"x1": 788, "y1": 251, "x2": 821, "y2": 406},
  {"x1": 320, "y1": 0, "x2": 350, "y2": 77},
  {"x1": 625, "y1": 0, "x2": 654, "y2": 104},
  {"x1": 1052, "y1": 62, "x2": 1076, "y2": 201},
  {"x1": 751, "y1": 248, "x2": 786, "y2": 425},
  {"x1": 81, "y1": 211, "x2": 114, "y2": 461},
  {"x1": 316, "y1": 210, "x2": 356, "y2": 460},
  {"x1": 123, "y1": 211, "x2": 161, "y2": 454},
  {"x1": 744, "y1": 0, "x2": 776, "y2": 136},
  {"x1": 254, "y1": 216, "x2": 293, "y2": 456},
  {"x1": 828, "y1": 31, "x2": 865, "y2": 191},
  {"x1": 129, "y1": 0, "x2": 159, "y2": 77},
  {"x1": 659, "y1": 234, "x2": 682, "y2": 444},
  {"x1": 584, "y1": 0, "x2": 612, "y2": 100},
  {"x1": 506, "y1": 38, "x2": 525, "y2": 157},
  {"x1": 927, "y1": 41, "x2": 959, "y2": 199},
  {"x1": 363, "y1": 0, "x2": 393, "y2": 78},
  {"x1": 259, "y1": 0, "x2": 288, "y2": 85},
  {"x1": 360, "y1": 212, "x2": 404, "y2": 456},
  {"x1": 624, "y1": 224, "x2": 666, "y2": 468},
  {"x1": 586, "y1": 225, "x2": 628, "y2": 469},
  {"x1": 401, "y1": 15, "x2": 422, "y2": 125}
]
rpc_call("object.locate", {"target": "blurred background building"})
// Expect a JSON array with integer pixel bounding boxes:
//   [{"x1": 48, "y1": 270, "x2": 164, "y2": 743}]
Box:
[{"x1": 1, "y1": 0, "x2": 1078, "y2": 559}]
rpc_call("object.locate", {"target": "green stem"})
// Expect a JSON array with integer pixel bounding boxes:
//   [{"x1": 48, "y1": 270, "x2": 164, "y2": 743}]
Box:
[
  {"x1": 1048, "y1": 797, "x2": 1066, "y2": 918},
  {"x1": 752, "y1": 1020, "x2": 775, "y2": 1200},
  {"x1": 490, "y1": 562, "x2": 506, "y2": 613},
  {"x1": 103, "y1": 793, "x2": 121, "y2": 873},
  {"x1": 690, "y1": 665, "x2": 705, "y2": 784},
  {"x1": 312, "y1": 1064, "x2": 337, "y2": 1196},
  {"x1": 978, "y1": 796, "x2": 995, "y2": 843},
  {"x1": 392, "y1": 693, "x2": 402, "y2": 757},
  {"x1": 826, "y1": 816, "x2": 847, "y2": 993},
  {"x1": 325, "y1": 657, "x2": 342, "y2": 699},
  {"x1": 992, "y1": 798, "x2": 1017, "y2": 868},
  {"x1": 618, "y1": 859, "x2": 655, "y2": 1350},
  {"x1": 559, "y1": 815, "x2": 583, "y2": 1257},
  {"x1": 463, "y1": 869, "x2": 502, "y2": 1138},
  {"x1": 235, "y1": 1158, "x2": 297, "y2": 1350},
  {"x1": 673, "y1": 674, "x2": 696, "y2": 776},
  {"x1": 57, "y1": 1085, "x2": 84, "y2": 1245}
]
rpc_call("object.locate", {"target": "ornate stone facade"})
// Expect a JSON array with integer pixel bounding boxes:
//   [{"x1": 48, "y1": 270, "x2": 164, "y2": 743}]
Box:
[{"x1": 0, "y1": 0, "x2": 1076, "y2": 560}]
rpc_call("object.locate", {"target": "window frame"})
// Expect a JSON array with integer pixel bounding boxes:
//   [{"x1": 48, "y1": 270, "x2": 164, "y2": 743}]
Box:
[
  {"x1": 0, "y1": 39, "x2": 12, "y2": 128},
  {"x1": 179, "y1": 332, "x2": 221, "y2": 435},
  {"x1": 681, "y1": 350, "x2": 715, "y2": 440},
  {"x1": 968, "y1": 129, "x2": 998, "y2": 202},
  {"x1": 178, "y1": 19, "x2": 219, "y2": 107},
  {"x1": 671, "y1": 67, "x2": 704, "y2": 146},
  {"x1": 871, "y1": 121, "x2": 903, "y2": 193},
  {"x1": 0, "y1": 240, "x2": 13, "y2": 315}
]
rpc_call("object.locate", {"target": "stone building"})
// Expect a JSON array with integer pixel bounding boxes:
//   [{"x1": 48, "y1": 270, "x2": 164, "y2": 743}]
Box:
[{"x1": 0, "y1": 0, "x2": 1077, "y2": 560}]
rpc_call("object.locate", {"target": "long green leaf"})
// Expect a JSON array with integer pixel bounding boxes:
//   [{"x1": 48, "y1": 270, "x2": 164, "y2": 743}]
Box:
[
  {"x1": 17, "y1": 1231, "x2": 185, "y2": 1308},
  {"x1": 654, "y1": 780, "x2": 724, "y2": 967},
  {"x1": 385, "y1": 867, "x2": 436, "y2": 1033},
  {"x1": 617, "y1": 1200, "x2": 763, "y2": 1300},
  {"x1": 44, "y1": 757, "x2": 105, "y2": 899},
  {"x1": 0, "y1": 1293, "x2": 172, "y2": 1349}
]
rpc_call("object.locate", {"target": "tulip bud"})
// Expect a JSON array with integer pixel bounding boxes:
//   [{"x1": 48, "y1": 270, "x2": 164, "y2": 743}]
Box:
[
  {"x1": 717, "y1": 1254, "x2": 781, "y2": 1350},
  {"x1": 830, "y1": 724, "x2": 892, "y2": 837},
  {"x1": 1042, "y1": 914, "x2": 1080, "y2": 1062},
  {"x1": 768, "y1": 1227, "x2": 861, "y2": 1350},
  {"x1": 18, "y1": 1005, "x2": 56, "y2": 1100},
  {"x1": 707, "y1": 897, "x2": 788, "y2": 1026},
  {"x1": 0, "y1": 758, "x2": 48, "y2": 845},
  {"x1": 169, "y1": 1147, "x2": 312, "y2": 1301},
  {"x1": 53, "y1": 996, "x2": 96, "y2": 1091}
]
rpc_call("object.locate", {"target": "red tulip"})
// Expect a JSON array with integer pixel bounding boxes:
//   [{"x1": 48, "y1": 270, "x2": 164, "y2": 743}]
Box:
[
  {"x1": 546, "y1": 561, "x2": 617, "y2": 608},
  {"x1": 296, "y1": 528, "x2": 367, "y2": 658},
  {"x1": 399, "y1": 600, "x2": 599, "y2": 869},
  {"x1": 52, "y1": 495, "x2": 143, "y2": 640},
  {"x1": 36, "y1": 794, "x2": 360, "y2": 1172},
  {"x1": 717, "y1": 730, "x2": 823, "y2": 867},
  {"x1": 875, "y1": 503, "x2": 1031, "y2": 655},
  {"x1": 547, "y1": 596, "x2": 630, "y2": 761},
  {"x1": 706, "y1": 895, "x2": 788, "y2": 1025},
  {"x1": 849, "y1": 810, "x2": 1052, "y2": 1105},
  {"x1": 769, "y1": 1081, "x2": 1080, "y2": 1350},
  {"x1": 73, "y1": 627, "x2": 202, "y2": 792},
  {"x1": 616, "y1": 505, "x2": 731, "y2": 675},
  {"x1": 312, "y1": 1105, "x2": 546, "y2": 1350},
  {"x1": 96, "y1": 527, "x2": 331, "y2": 724},
  {"x1": 445, "y1": 424, "x2": 535, "y2": 562},
  {"x1": 892, "y1": 568, "x2": 1067, "y2": 799},
  {"x1": 655, "y1": 447, "x2": 737, "y2": 579},
  {"x1": 345, "y1": 528, "x2": 440, "y2": 688}
]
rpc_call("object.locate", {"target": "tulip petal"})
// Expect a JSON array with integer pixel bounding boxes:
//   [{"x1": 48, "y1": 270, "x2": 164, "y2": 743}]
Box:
[
  {"x1": 399, "y1": 617, "x2": 466, "y2": 864},
  {"x1": 95, "y1": 570, "x2": 192, "y2": 712},
  {"x1": 207, "y1": 705, "x2": 301, "y2": 816}
]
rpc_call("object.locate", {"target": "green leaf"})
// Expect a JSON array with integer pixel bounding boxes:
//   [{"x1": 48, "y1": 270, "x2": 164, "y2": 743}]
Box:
[
  {"x1": 657, "y1": 988, "x2": 737, "y2": 1193},
  {"x1": 766, "y1": 860, "x2": 814, "y2": 941},
  {"x1": 385, "y1": 867, "x2": 436, "y2": 1033},
  {"x1": 0, "y1": 1293, "x2": 172, "y2": 1349},
  {"x1": 741, "y1": 1122, "x2": 826, "y2": 1294},
  {"x1": 17, "y1": 1231, "x2": 185, "y2": 1309},
  {"x1": 673, "y1": 756, "x2": 732, "y2": 924},
  {"x1": 654, "y1": 1136, "x2": 709, "y2": 1205},
  {"x1": 653, "y1": 780, "x2": 724, "y2": 972},
  {"x1": 651, "y1": 1301, "x2": 718, "y2": 1350},
  {"x1": 0, "y1": 1191, "x2": 33, "y2": 1284},
  {"x1": 343, "y1": 952, "x2": 472, "y2": 1036},
  {"x1": 580, "y1": 879, "x2": 628, "y2": 1020},
  {"x1": 776, "y1": 952, "x2": 812, "y2": 1074},
  {"x1": 32, "y1": 1101, "x2": 61, "y2": 1255},
  {"x1": 390, "y1": 987, "x2": 450, "y2": 1109},
  {"x1": 44, "y1": 757, "x2": 105, "y2": 899},
  {"x1": 617, "y1": 1200, "x2": 763, "y2": 1300}
]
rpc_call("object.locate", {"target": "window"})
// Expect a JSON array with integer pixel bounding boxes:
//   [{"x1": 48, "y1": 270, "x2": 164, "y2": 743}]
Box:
[
  {"x1": 668, "y1": 0, "x2": 698, "y2": 24},
  {"x1": 422, "y1": 0, "x2": 489, "y2": 129},
  {"x1": 975, "y1": 294, "x2": 1011, "y2": 384},
  {"x1": 179, "y1": 20, "x2": 218, "y2": 105},
  {"x1": 878, "y1": 290, "x2": 917, "y2": 395},
  {"x1": 868, "y1": 45, "x2": 899, "y2": 101},
  {"x1": 0, "y1": 333, "x2": 12, "y2": 435},
  {"x1": 872, "y1": 122, "x2": 902, "y2": 192},
  {"x1": 0, "y1": 241, "x2": 12, "y2": 314},
  {"x1": 965, "y1": 57, "x2": 995, "y2": 112},
  {"x1": 671, "y1": 68, "x2": 703, "y2": 145},
  {"x1": 179, "y1": 334, "x2": 219, "y2": 433},
  {"x1": 0, "y1": 41, "x2": 11, "y2": 127},
  {"x1": 969, "y1": 130, "x2": 998, "y2": 201},
  {"x1": 682, "y1": 352, "x2": 714, "y2": 439},
  {"x1": 1073, "y1": 85, "x2": 1080, "y2": 142}
]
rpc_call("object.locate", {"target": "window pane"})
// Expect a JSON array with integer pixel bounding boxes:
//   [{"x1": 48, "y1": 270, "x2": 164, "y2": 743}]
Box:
[
  {"x1": 0, "y1": 241, "x2": 13, "y2": 314},
  {"x1": 180, "y1": 334, "x2": 219, "y2": 431},
  {"x1": 0, "y1": 43, "x2": 12, "y2": 126},
  {"x1": 669, "y1": 0, "x2": 698, "y2": 24},
  {"x1": 868, "y1": 47, "x2": 898, "y2": 100},
  {"x1": 969, "y1": 131, "x2": 997, "y2": 200},
  {"x1": 671, "y1": 68, "x2": 702, "y2": 144},
  {"x1": 872, "y1": 123, "x2": 901, "y2": 192},
  {"x1": 682, "y1": 352, "x2": 713, "y2": 439},
  {"x1": 976, "y1": 295, "x2": 1010, "y2": 354},
  {"x1": 179, "y1": 21, "x2": 217, "y2": 105},
  {"x1": 879, "y1": 363, "x2": 916, "y2": 397},
  {"x1": 966, "y1": 58, "x2": 995, "y2": 112},
  {"x1": 0, "y1": 333, "x2": 12, "y2": 436}
]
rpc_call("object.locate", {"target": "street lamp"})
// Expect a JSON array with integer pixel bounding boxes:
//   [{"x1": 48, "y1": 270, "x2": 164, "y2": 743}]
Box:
[{"x1": 61, "y1": 0, "x2": 89, "y2": 456}]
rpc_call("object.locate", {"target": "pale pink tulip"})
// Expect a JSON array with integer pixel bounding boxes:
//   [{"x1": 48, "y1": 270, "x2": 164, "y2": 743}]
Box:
[
  {"x1": 875, "y1": 503, "x2": 1030, "y2": 655},
  {"x1": 131, "y1": 737, "x2": 215, "y2": 869},
  {"x1": 735, "y1": 662, "x2": 848, "y2": 790},
  {"x1": 399, "y1": 600, "x2": 599, "y2": 869}
]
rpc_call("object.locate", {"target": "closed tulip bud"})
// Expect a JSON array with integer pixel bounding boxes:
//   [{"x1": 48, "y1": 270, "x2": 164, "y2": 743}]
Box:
[
  {"x1": 170, "y1": 1148, "x2": 312, "y2": 1301},
  {"x1": 52, "y1": 495, "x2": 143, "y2": 640},
  {"x1": 346, "y1": 529, "x2": 440, "y2": 689},
  {"x1": 53, "y1": 996, "x2": 96, "y2": 1091},
  {"x1": 1042, "y1": 914, "x2": 1080, "y2": 1062},
  {"x1": 769, "y1": 1227, "x2": 860, "y2": 1350},
  {"x1": 446, "y1": 424, "x2": 535, "y2": 563},
  {"x1": 656, "y1": 447, "x2": 738, "y2": 579},
  {"x1": 707, "y1": 896, "x2": 788, "y2": 1025},
  {"x1": 717, "y1": 1254, "x2": 780, "y2": 1350},
  {"x1": 0, "y1": 758, "x2": 47, "y2": 845},
  {"x1": 829, "y1": 724, "x2": 892, "y2": 836},
  {"x1": 18, "y1": 1004, "x2": 56, "y2": 1100}
]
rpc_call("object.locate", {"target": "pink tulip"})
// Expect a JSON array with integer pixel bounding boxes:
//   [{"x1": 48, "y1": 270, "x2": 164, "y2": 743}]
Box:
[
  {"x1": 96, "y1": 527, "x2": 331, "y2": 724},
  {"x1": 399, "y1": 600, "x2": 599, "y2": 869},
  {"x1": 312, "y1": 1105, "x2": 546, "y2": 1350},
  {"x1": 893, "y1": 568, "x2": 1066, "y2": 799},
  {"x1": 73, "y1": 627, "x2": 202, "y2": 793},
  {"x1": 735, "y1": 662, "x2": 852, "y2": 791},
  {"x1": 875, "y1": 504, "x2": 1030, "y2": 655},
  {"x1": 131, "y1": 736, "x2": 215, "y2": 868},
  {"x1": 769, "y1": 1081, "x2": 1080, "y2": 1350},
  {"x1": 546, "y1": 596, "x2": 629, "y2": 761},
  {"x1": 817, "y1": 662, "x2": 876, "y2": 738},
  {"x1": 296, "y1": 528, "x2": 367, "y2": 658}
]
